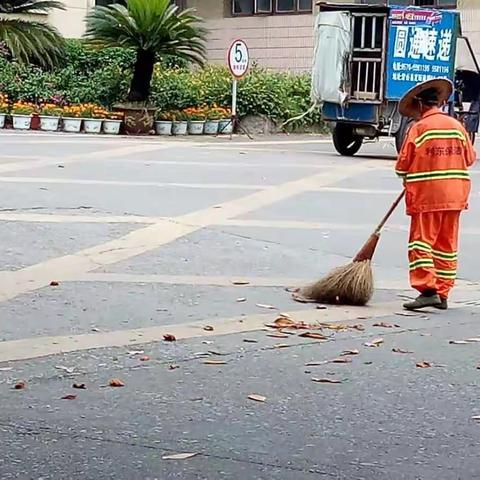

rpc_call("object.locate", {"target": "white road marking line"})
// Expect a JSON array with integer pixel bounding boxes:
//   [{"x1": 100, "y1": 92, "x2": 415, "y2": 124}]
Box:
[
  {"x1": 0, "y1": 302, "x2": 399, "y2": 362},
  {"x1": 0, "y1": 213, "x2": 161, "y2": 224},
  {"x1": 0, "y1": 160, "x2": 381, "y2": 303}
]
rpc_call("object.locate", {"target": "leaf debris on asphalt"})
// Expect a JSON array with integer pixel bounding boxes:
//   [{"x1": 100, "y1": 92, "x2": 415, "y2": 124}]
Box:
[
  {"x1": 236, "y1": 297, "x2": 247, "y2": 302},
  {"x1": 108, "y1": 378, "x2": 125, "y2": 387},
  {"x1": 256, "y1": 303, "x2": 277, "y2": 310},
  {"x1": 203, "y1": 360, "x2": 227, "y2": 365},
  {"x1": 203, "y1": 326, "x2": 214, "y2": 332},
  {"x1": 340, "y1": 349, "x2": 360, "y2": 356},
  {"x1": 416, "y1": 361, "x2": 432, "y2": 368},
  {"x1": 248, "y1": 394, "x2": 266, "y2": 402},
  {"x1": 72, "y1": 383, "x2": 86, "y2": 389},
  {"x1": 298, "y1": 332, "x2": 328, "y2": 340},
  {"x1": 330, "y1": 357, "x2": 352, "y2": 364},
  {"x1": 61, "y1": 394, "x2": 77, "y2": 400},
  {"x1": 450, "y1": 338, "x2": 480, "y2": 345},
  {"x1": 373, "y1": 322, "x2": 398, "y2": 328},
  {"x1": 311, "y1": 378, "x2": 342, "y2": 384},
  {"x1": 243, "y1": 339, "x2": 258, "y2": 343},
  {"x1": 364, "y1": 338, "x2": 384, "y2": 348},
  {"x1": 50, "y1": 281, "x2": 60, "y2": 287},
  {"x1": 267, "y1": 332, "x2": 289, "y2": 338},
  {"x1": 231, "y1": 280, "x2": 249, "y2": 285},
  {"x1": 14, "y1": 381, "x2": 26, "y2": 390},
  {"x1": 392, "y1": 348, "x2": 413, "y2": 354},
  {"x1": 139, "y1": 356, "x2": 150, "y2": 362},
  {"x1": 163, "y1": 334, "x2": 176, "y2": 342}
]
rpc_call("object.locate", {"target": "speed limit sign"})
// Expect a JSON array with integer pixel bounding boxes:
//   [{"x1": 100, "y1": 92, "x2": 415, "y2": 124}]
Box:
[{"x1": 228, "y1": 39, "x2": 250, "y2": 79}]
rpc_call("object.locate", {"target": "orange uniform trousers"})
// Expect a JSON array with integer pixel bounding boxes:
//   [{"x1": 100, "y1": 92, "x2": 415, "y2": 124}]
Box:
[{"x1": 408, "y1": 211, "x2": 460, "y2": 300}]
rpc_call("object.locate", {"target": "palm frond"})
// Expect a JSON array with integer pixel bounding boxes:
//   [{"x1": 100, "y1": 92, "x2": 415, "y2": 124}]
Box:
[{"x1": 0, "y1": 0, "x2": 65, "y2": 14}]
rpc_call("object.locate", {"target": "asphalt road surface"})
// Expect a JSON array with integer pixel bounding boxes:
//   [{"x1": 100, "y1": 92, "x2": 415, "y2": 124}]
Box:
[{"x1": 0, "y1": 131, "x2": 480, "y2": 480}]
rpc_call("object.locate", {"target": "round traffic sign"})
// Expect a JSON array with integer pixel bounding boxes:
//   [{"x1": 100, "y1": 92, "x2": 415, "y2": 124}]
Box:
[{"x1": 227, "y1": 39, "x2": 250, "y2": 79}]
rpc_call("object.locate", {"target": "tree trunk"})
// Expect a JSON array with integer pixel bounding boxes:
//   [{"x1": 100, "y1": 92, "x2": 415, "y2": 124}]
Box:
[{"x1": 127, "y1": 49, "x2": 155, "y2": 103}]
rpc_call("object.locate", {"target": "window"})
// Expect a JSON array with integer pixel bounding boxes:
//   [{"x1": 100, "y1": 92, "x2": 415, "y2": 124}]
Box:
[
  {"x1": 232, "y1": 0, "x2": 312, "y2": 16},
  {"x1": 360, "y1": 0, "x2": 457, "y2": 6}
]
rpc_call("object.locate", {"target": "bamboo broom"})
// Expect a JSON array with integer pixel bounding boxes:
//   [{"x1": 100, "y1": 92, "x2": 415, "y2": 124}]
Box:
[{"x1": 293, "y1": 190, "x2": 406, "y2": 306}]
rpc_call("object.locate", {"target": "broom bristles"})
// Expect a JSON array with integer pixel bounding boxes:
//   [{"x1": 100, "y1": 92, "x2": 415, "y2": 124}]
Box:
[{"x1": 293, "y1": 260, "x2": 374, "y2": 306}]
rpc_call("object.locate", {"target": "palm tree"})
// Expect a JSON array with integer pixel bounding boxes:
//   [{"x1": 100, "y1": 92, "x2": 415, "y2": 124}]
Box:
[
  {"x1": 0, "y1": 0, "x2": 66, "y2": 67},
  {"x1": 84, "y1": 0, "x2": 207, "y2": 103}
]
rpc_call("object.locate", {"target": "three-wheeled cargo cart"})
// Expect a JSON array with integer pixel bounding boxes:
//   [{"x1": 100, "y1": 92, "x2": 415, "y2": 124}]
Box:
[{"x1": 312, "y1": 3, "x2": 480, "y2": 155}]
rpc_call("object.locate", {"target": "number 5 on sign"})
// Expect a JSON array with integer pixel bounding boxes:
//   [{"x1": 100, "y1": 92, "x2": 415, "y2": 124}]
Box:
[{"x1": 227, "y1": 39, "x2": 250, "y2": 123}]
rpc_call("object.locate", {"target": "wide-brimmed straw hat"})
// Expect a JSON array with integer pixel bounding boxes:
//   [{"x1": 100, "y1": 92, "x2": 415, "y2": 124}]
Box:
[{"x1": 399, "y1": 78, "x2": 453, "y2": 118}]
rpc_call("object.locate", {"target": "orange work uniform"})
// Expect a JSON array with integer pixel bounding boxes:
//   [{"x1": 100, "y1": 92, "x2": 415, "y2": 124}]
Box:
[{"x1": 396, "y1": 107, "x2": 477, "y2": 299}]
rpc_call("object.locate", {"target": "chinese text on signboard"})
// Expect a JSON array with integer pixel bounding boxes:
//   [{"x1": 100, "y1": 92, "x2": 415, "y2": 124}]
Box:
[{"x1": 386, "y1": 8, "x2": 458, "y2": 100}]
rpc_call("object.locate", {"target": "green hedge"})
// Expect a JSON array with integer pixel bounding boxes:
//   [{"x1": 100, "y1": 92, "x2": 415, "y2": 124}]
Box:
[{"x1": 0, "y1": 40, "x2": 323, "y2": 129}]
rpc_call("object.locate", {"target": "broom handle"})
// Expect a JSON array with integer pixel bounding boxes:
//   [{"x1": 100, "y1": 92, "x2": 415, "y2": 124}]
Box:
[{"x1": 374, "y1": 190, "x2": 405, "y2": 235}]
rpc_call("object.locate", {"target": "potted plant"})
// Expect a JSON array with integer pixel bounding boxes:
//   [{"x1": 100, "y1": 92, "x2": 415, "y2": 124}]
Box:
[
  {"x1": 155, "y1": 110, "x2": 173, "y2": 136},
  {"x1": 103, "y1": 111, "x2": 123, "y2": 135},
  {"x1": 84, "y1": 0, "x2": 206, "y2": 134},
  {"x1": 171, "y1": 110, "x2": 188, "y2": 136},
  {"x1": 185, "y1": 107, "x2": 206, "y2": 135},
  {"x1": 62, "y1": 105, "x2": 84, "y2": 133},
  {"x1": 39, "y1": 103, "x2": 62, "y2": 131},
  {"x1": 204, "y1": 105, "x2": 222, "y2": 135},
  {"x1": 81, "y1": 103, "x2": 106, "y2": 134},
  {"x1": 0, "y1": 93, "x2": 9, "y2": 128},
  {"x1": 217, "y1": 107, "x2": 233, "y2": 135},
  {"x1": 11, "y1": 101, "x2": 36, "y2": 130}
]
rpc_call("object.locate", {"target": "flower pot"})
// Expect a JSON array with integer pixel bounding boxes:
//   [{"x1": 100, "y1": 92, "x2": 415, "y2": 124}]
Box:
[
  {"x1": 204, "y1": 119, "x2": 220, "y2": 135},
  {"x1": 0, "y1": 113, "x2": 5, "y2": 129},
  {"x1": 11, "y1": 114, "x2": 32, "y2": 130},
  {"x1": 188, "y1": 120, "x2": 205, "y2": 135},
  {"x1": 39, "y1": 115, "x2": 60, "y2": 132},
  {"x1": 218, "y1": 119, "x2": 233, "y2": 134},
  {"x1": 114, "y1": 104, "x2": 155, "y2": 135},
  {"x1": 172, "y1": 121, "x2": 188, "y2": 136},
  {"x1": 103, "y1": 119, "x2": 122, "y2": 135},
  {"x1": 84, "y1": 118, "x2": 103, "y2": 134},
  {"x1": 155, "y1": 120, "x2": 172, "y2": 136},
  {"x1": 62, "y1": 117, "x2": 82, "y2": 133}
]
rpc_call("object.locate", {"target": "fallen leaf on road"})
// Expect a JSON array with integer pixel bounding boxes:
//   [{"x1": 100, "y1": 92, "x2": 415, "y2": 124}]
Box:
[
  {"x1": 168, "y1": 364, "x2": 179, "y2": 370},
  {"x1": 350, "y1": 324, "x2": 365, "y2": 331},
  {"x1": 392, "y1": 348, "x2": 412, "y2": 354},
  {"x1": 472, "y1": 416, "x2": 480, "y2": 421},
  {"x1": 162, "y1": 453, "x2": 198, "y2": 460},
  {"x1": 267, "y1": 332, "x2": 289, "y2": 338},
  {"x1": 14, "y1": 381, "x2": 26, "y2": 390},
  {"x1": 50, "y1": 281, "x2": 59, "y2": 287},
  {"x1": 305, "y1": 361, "x2": 328, "y2": 366},
  {"x1": 364, "y1": 338, "x2": 384, "y2": 348},
  {"x1": 340, "y1": 349, "x2": 359, "y2": 356},
  {"x1": 203, "y1": 326, "x2": 214, "y2": 332},
  {"x1": 61, "y1": 394, "x2": 77, "y2": 400},
  {"x1": 330, "y1": 357, "x2": 352, "y2": 364},
  {"x1": 273, "y1": 343, "x2": 290, "y2": 349},
  {"x1": 373, "y1": 322, "x2": 394, "y2": 328},
  {"x1": 298, "y1": 332, "x2": 328, "y2": 340},
  {"x1": 243, "y1": 339, "x2": 258, "y2": 343},
  {"x1": 395, "y1": 311, "x2": 419, "y2": 317},
  {"x1": 55, "y1": 365, "x2": 75, "y2": 374},
  {"x1": 203, "y1": 360, "x2": 227, "y2": 365},
  {"x1": 232, "y1": 280, "x2": 249, "y2": 285},
  {"x1": 72, "y1": 383, "x2": 86, "y2": 389},
  {"x1": 128, "y1": 350, "x2": 144, "y2": 356},
  {"x1": 248, "y1": 394, "x2": 266, "y2": 402},
  {"x1": 320, "y1": 323, "x2": 347, "y2": 332},
  {"x1": 466, "y1": 338, "x2": 480, "y2": 343},
  {"x1": 416, "y1": 361, "x2": 432, "y2": 368},
  {"x1": 91, "y1": 327, "x2": 100, "y2": 332},
  {"x1": 236, "y1": 297, "x2": 247, "y2": 303},
  {"x1": 311, "y1": 378, "x2": 342, "y2": 384},
  {"x1": 139, "y1": 356, "x2": 150, "y2": 362},
  {"x1": 256, "y1": 303, "x2": 277, "y2": 310},
  {"x1": 449, "y1": 340, "x2": 470, "y2": 345},
  {"x1": 109, "y1": 379, "x2": 125, "y2": 387},
  {"x1": 0, "y1": 367, "x2": 13, "y2": 372},
  {"x1": 265, "y1": 316, "x2": 308, "y2": 330},
  {"x1": 163, "y1": 334, "x2": 176, "y2": 342}
]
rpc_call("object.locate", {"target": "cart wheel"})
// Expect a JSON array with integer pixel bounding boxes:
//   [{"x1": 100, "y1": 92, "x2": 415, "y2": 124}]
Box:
[
  {"x1": 332, "y1": 123, "x2": 363, "y2": 156},
  {"x1": 395, "y1": 117, "x2": 413, "y2": 153}
]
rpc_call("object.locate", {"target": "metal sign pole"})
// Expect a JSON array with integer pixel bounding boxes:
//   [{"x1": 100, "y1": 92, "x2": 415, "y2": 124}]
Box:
[{"x1": 230, "y1": 79, "x2": 237, "y2": 140}]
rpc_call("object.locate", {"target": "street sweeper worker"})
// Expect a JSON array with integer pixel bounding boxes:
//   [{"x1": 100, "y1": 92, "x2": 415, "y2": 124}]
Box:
[{"x1": 396, "y1": 78, "x2": 477, "y2": 311}]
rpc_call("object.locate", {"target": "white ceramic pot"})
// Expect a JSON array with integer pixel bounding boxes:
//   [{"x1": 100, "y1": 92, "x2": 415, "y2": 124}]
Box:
[
  {"x1": 155, "y1": 120, "x2": 172, "y2": 136},
  {"x1": 103, "y1": 119, "x2": 122, "y2": 135},
  {"x1": 62, "y1": 117, "x2": 82, "y2": 133},
  {"x1": 0, "y1": 113, "x2": 5, "y2": 128},
  {"x1": 204, "y1": 120, "x2": 219, "y2": 135},
  {"x1": 188, "y1": 120, "x2": 205, "y2": 135},
  {"x1": 39, "y1": 115, "x2": 60, "y2": 131},
  {"x1": 218, "y1": 119, "x2": 233, "y2": 134},
  {"x1": 84, "y1": 118, "x2": 102, "y2": 134},
  {"x1": 11, "y1": 114, "x2": 32, "y2": 130},
  {"x1": 172, "y1": 121, "x2": 188, "y2": 135}
]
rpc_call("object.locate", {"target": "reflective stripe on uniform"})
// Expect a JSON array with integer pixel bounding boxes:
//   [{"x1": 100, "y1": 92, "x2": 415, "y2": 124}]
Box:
[
  {"x1": 432, "y1": 249, "x2": 458, "y2": 261},
  {"x1": 405, "y1": 169, "x2": 470, "y2": 183},
  {"x1": 436, "y1": 269, "x2": 457, "y2": 279},
  {"x1": 414, "y1": 129, "x2": 467, "y2": 148},
  {"x1": 408, "y1": 241, "x2": 432, "y2": 253},
  {"x1": 409, "y1": 259, "x2": 435, "y2": 270},
  {"x1": 396, "y1": 170, "x2": 407, "y2": 178}
]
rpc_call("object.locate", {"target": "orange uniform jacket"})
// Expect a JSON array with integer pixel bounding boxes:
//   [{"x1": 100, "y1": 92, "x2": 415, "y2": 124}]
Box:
[{"x1": 396, "y1": 108, "x2": 477, "y2": 215}]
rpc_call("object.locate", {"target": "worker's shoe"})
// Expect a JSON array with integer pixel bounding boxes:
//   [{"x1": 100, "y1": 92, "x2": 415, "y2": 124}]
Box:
[
  {"x1": 403, "y1": 293, "x2": 442, "y2": 311},
  {"x1": 433, "y1": 298, "x2": 448, "y2": 310}
]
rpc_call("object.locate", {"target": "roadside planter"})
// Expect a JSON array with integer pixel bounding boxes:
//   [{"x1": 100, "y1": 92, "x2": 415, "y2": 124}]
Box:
[
  {"x1": 84, "y1": 118, "x2": 103, "y2": 133},
  {"x1": 188, "y1": 120, "x2": 205, "y2": 135},
  {"x1": 172, "y1": 121, "x2": 188, "y2": 135},
  {"x1": 0, "y1": 113, "x2": 5, "y2": 128},
  {"x1": 155, "y1": 120, "x2": 172, "y2": 135},
  {"x1": 0, "y1": 93, "x2": 8, "y2": 128},
  {"x1": 39, "y1": 116, "x2": 60, "y2": 131},
  {"x1": 218, "y1": 119, "x2": 233, "y2": 134},
  {"x1": 62, "y1": 117, "x2": 82, "y2": 133},
  {"x1": 204, "y1": 119, "x2": 219, "y2": 135},
  {"x1": 11, "y1": 114, "x2": 32, "y2": 130},
  {"x1": 103, "y1": 119, "x2": 122, "y2": 135}
]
